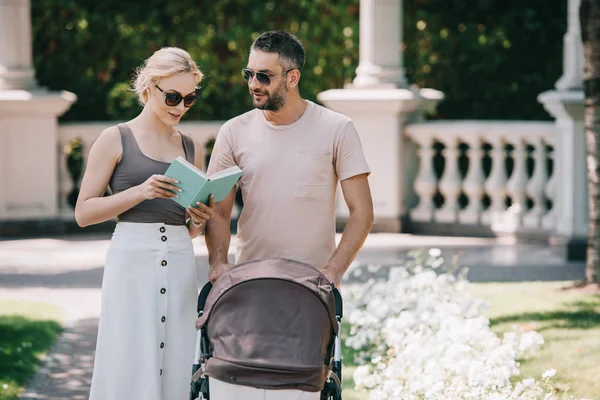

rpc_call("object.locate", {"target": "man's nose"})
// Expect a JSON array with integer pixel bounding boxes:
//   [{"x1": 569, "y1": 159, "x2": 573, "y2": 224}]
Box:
[{"x1": 248, "y1": 74, "x2": 262, "y2": 91}]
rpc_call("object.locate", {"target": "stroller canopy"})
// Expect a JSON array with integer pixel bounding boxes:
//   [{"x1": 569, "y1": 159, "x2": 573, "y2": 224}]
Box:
[{"x1": 196, "y1": 258, "x2": 339, "y2": 392}]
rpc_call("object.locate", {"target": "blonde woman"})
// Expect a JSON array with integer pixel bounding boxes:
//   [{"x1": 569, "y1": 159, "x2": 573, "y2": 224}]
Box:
[{"x1": 75, "y1": 47, "x2": 215, "y2": 400}]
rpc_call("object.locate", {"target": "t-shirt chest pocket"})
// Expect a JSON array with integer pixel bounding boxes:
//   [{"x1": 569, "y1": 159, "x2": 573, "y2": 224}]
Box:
[{"x1": 293, "y1": 150, "x2": 333, "y2": 198}]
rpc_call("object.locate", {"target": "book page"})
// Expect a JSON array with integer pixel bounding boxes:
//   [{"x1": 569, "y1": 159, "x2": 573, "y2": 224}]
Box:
[
  {"x1": 208, "y1": 165, "x2": 243, "y2": 181},
  {"x1": 176, "y1": 156, "x2": 208, "y2": 179}
]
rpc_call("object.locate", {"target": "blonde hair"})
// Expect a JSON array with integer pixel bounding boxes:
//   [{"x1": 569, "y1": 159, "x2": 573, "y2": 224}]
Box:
[{"x1": 132, "y1": 47, "x2": 203, "y2": 105}]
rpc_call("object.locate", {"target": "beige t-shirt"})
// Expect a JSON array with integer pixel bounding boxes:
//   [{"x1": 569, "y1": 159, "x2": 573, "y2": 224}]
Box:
[{"x1": 207, "y1": 100, "x2": 370, "y2": 268}]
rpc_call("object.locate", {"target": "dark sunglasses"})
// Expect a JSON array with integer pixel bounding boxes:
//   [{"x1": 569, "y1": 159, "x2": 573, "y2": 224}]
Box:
[
  {"x1": 241, "y1": 68, "x2": 294, "y2": 87},
  {"x1": 155, "y1": 85, "x2": 200, "y2": 107}
]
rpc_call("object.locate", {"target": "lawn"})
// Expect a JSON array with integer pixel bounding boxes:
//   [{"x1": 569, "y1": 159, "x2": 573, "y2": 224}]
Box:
[
  {"x1": 0, "y1": 298, "x2": 64, "y2": 400},
  {"x1": 340, "y1": 281, "x2": 600, "y2": 400},
  {"x1": 470, "y1": 281, "x2": 600, "y2": 400}
]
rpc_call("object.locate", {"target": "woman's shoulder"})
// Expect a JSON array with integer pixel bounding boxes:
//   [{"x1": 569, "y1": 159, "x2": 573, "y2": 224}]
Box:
[
  {"x1": 89, "y1": 124, "x2": 124, "y2": 161},
  {"x1": 99, "y1": 124, "x2": 121, "y2": 139}
]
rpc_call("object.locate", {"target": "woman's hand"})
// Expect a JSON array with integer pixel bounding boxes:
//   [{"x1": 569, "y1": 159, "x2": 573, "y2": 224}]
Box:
[
  {"x1": 188, "y1": 195, "x2": 215, "y2": 226},
  {"x1": 137, "y1": 174, "x2": 181, "y2": 200}
]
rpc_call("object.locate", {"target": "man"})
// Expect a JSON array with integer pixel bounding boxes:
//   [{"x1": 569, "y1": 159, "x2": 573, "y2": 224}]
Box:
[{"x1": 203, "y1": 30, "x2": 374, "y2": 399}]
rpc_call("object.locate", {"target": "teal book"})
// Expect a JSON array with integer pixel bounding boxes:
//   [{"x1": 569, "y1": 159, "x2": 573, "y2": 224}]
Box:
[{"x1": 164, "y1": 156, "x2": 243, "y2": 208}]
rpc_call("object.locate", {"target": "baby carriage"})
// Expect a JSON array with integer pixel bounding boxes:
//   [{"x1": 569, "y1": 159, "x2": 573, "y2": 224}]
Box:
[{"x1": 189, "y1": 258, "x2": 344, "y2": 400}]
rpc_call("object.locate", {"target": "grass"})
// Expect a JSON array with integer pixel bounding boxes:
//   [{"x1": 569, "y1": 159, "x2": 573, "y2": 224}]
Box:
[
  {"x1": 0, "y1": 298, "x2": 64, "y2": 400},
  {"x1": 470, "y1": 281, "x2": 600, "y2": 400},
  {"x1": 339, "y1": 281, "x2": 600, "y2": 400}
]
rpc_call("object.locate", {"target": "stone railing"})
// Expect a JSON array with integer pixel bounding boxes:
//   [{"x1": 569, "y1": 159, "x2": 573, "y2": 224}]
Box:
[
  {"x1": 57, "y1": 120, "x2": 558, "y2": 236},
  {"x1": 57, "y1": 121, "x2": 224, "y2": 218},
  {"x1": 404, "y1": 121, "x2": 557, "y2": 234}
]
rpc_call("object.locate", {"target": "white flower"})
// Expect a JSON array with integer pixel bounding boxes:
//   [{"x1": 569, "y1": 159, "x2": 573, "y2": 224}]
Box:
[
  {"x1": 542, "y1": 369, "x2": 557, "y2": 379},
  {"x1": 344, "y1": 252, "x2": 589, "y2": 400},
  {"x1": 428, "y1": 248, "x2": 442, "y2": 257}
]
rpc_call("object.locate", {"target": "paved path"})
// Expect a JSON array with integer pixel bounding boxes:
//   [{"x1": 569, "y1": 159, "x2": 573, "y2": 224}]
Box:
[{"x1": 0, "y1": 232, "x2": 585, "y2": 399}]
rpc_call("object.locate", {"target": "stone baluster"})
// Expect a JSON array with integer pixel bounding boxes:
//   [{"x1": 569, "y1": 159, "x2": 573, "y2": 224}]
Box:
[
  {"x1": 459, "y1": 137, "x2": 485, "y2": 224},
  {"x1": 505, "y1": 137, "x2": 529, "y2": 227},
  {"x1": 482, "y1": 136, "x2": 508, "y2": 225},
  {"x1": 523, "y1": 136, "x2": 549, "y2": 228},
  {"x1": 410, "y1": 136, "x2": 438, "y2": 222},
  {"x1": 435, "y1": 137, "x2": 462, "y2": 223},
  {"x1": 542, "y1": 146, "x2": 557, "y2": 230}
]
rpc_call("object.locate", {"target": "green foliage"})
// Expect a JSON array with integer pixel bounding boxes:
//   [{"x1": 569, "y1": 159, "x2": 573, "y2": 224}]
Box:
[
  {"x1": 0, "y1": 316, "x2": 62, "y2": 400},
  {"x1": 31, "y1": 0, "x2": 360, "y2": 122},
  {"x1": 31, "y1": 0, "x2": 566, "y2": 122},
  {"x1": 403, "y1": 0, "x2": 567, "y2": 120}
]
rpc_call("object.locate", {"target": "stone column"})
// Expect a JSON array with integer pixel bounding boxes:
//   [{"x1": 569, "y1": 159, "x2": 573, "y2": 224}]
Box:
[
  {"x1": 352, "y1": 0, "x2": 408, "y2": 88},
  {"x1": 538, "y1": 0, "x2": 585, "y2": 260},
  {"x1": 0, "y1": 0, "x2": 37, "y2": 90},
  {"x1": 555, "y1": 0, "x2": 584, "y2": 91},
  {"x1": 0, "y1": 0, "x2": 76, "y2": 222},
  {"x1": 318, "y1": 0, "x2": 443, "y2": 232}
]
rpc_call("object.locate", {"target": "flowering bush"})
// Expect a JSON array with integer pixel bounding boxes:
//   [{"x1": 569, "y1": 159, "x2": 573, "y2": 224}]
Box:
[{"x1": 342, "y1": 249, "x2": 590, "y2": 400}]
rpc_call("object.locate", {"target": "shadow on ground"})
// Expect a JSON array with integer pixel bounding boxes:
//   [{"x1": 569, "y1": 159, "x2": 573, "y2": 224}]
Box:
[
  {"x1": 20, "y1": 318, "x2": 98, "y2": 400},
  {"x1": 0, "y1": 269, "x2": 105, "y2": 289},
  {"x1": 490, "y1": 295, "x2": 600, "y2": 331}
]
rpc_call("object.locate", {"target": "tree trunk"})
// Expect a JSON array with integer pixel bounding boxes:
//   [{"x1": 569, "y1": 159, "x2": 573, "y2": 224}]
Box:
[{"x1": 582, "y1": 0, "x2": 600, "y2": 283}]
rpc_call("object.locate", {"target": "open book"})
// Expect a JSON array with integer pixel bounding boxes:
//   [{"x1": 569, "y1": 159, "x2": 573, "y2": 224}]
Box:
[{"x1": 164, "y1": 156, "x2": 243, "y2": 208}]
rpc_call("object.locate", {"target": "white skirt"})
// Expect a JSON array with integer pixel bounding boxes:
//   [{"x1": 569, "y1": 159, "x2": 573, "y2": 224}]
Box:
[
  {"x1": 89, "y1": 222, "x2": 198, "y2": 400},
  {"x1": 209, "y1": 378, "x2": 320, "y2": 400}
]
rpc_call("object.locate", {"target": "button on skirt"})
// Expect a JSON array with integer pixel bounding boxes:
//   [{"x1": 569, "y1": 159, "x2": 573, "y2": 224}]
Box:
[{"x1": 89, "y1": 222, "x2": 198, "y2": 400}]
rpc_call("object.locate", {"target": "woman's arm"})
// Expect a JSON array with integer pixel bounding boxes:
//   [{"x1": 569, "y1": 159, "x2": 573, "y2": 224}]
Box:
[{"x1": 74, "y1": 126, "x2": 180, "y2": 227}]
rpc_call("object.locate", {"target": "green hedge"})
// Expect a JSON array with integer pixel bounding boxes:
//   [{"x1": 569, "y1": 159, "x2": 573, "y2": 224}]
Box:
[
  {"x1": 31, "y1": 0, "x2": 566, "y2": 122},
  {"x1": 403, "y1": 0, "x2": 567, "y2": 120}
]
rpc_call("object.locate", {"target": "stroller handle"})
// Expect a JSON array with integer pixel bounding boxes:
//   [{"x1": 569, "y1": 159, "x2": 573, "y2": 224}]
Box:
[
  {"x1": 197, "y1": 282, "x2": 213, "y2": 313},
  {"x1": 199, "y1": 282, "x2": 344, "y2": 318},
  {"x1": 333, "y1": 288, "x2": 343, "y2": 319}
]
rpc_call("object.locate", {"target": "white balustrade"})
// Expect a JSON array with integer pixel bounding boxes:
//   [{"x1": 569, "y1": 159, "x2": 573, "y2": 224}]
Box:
[
  {"x1": 524, "y1": 136, "x2": 550, "y2": 228},
  {"x1": 504, "y1": 136, "x2": 529, "y2": 230},
  {"x1": 405, "y1": 121, "x2": 556, "y2": 233},
  {"x1": 435, "y1": 137, "x2": 462, "y2": 222},
  {"x1": 460, "y1": 136, "x2": 485, "y2": 224},
  {"x1": 410, "y1": 133, "x2": 438, "y2": 222},
  {"x1": 542, "y1": 148, "x2": 557, "y2": 230},
  {"x1": 482, "y1": 135, "x2": 508, "y2": 228},
  {"x1": 54, "y1": 120, "x2": 558, "y2": 236}
]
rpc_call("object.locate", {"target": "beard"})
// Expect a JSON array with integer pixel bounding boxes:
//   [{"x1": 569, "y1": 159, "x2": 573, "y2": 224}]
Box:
[{"x1": 251, "y1": 80, "x2": 287, "y2": 111}]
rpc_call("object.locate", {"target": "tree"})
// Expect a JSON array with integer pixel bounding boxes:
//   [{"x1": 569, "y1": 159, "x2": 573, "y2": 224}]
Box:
[{"x1": 581, "y1": 0, "x2": 600, "y2": 284}]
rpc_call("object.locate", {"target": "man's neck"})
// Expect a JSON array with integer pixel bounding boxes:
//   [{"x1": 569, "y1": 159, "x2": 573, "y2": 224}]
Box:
[{"x1": 262, "y1": 95, "x2": 308, "y2": 126}]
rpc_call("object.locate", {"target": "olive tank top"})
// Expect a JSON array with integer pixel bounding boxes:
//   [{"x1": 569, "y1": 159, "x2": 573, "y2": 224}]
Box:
[{"x1": 108, "y1": 123, "x2": 195, "y2": 226}]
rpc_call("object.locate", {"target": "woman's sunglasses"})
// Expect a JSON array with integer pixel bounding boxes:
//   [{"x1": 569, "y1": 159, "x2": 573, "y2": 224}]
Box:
[
  {"x1": 241, "y1": 68, "x2": 294, "y2": 87},
  {"x1": 155, "y1": 85, "x2": 200, "y2": 107}
]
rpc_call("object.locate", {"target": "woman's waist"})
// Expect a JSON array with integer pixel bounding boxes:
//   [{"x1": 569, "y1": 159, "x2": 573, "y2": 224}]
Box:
[
  {"x1": 117, "y1": 201, "x2": 187, "y2": 225},
  {"x1": 111, "y1": 221, "x2": 192, "y2": 245}
]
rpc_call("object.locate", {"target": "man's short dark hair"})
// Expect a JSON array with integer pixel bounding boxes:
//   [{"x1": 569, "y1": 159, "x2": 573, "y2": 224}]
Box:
[{"x1": 251, "y1": 30, "x2": 305, "y2": 72}]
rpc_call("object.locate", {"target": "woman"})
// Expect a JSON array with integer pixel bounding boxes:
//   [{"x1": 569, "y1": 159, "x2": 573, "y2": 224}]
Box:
[{"x1": 75, "y1": 47, "x2": 214, "y2": 400}]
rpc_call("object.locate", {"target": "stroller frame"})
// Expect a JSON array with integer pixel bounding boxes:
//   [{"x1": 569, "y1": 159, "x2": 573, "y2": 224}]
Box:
[{"x1": 189, "y1": 280, "x2": 344, "y2": 400}]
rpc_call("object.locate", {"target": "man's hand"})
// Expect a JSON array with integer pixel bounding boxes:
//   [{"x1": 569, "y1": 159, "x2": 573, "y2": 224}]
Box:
[
  {"x1": 187, "y1": 195, "x2": 215, "y2": 227},
  {"x1": 320, "y1": 264, "x2": 343, "y2": 288},
  {"x1": 209, "y1": 262, "x2": 234, "y2": 284}
]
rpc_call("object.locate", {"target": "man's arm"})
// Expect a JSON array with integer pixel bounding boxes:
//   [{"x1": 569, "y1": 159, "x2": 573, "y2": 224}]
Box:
[
  {"x1": 204, "y1": 187, "x2": 236, "y2": 283},
  {"x1": 322, "y1": 173, "x2": 374, "y2": 286}
]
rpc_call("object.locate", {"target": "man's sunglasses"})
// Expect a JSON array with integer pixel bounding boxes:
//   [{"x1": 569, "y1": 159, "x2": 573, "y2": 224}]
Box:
[
  {"x1": 155, "y1": 85, "x2": 200, "y2": 107},
  {"x1": 241, "y1": 68, "x2": 294, "y2": 87}
]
